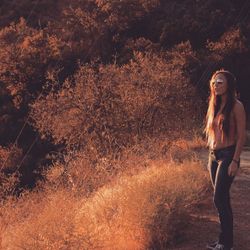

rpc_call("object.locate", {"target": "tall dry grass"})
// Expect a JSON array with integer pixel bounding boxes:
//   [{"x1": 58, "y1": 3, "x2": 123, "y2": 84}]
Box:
[
  {"x1": 1, "y1": 138, "x2": 209, "y2": 250},
  {"x1": 74, "y1": 160, "x2": 208, "y2": 249}
]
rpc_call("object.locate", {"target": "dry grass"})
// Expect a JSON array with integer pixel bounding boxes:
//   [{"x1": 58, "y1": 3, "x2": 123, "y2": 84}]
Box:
[
  {"x1": 0, "y1": 137, "x2": 209, "y2": 250},
  {"x1": 74, "y1": 160, "x2": 208, "y2": 249},
  {"x1": 1, "y1": 188, "x2": 79, "y2": 250}
]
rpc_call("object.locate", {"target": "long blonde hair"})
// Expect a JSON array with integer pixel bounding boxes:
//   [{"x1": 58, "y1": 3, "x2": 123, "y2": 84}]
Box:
[{"x1": 204, "y1": 69, "x2": 237, "y2": 147}]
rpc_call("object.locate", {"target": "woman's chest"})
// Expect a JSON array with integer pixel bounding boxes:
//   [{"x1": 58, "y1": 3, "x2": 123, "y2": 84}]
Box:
[{"x1": 213, "y1": 112, "x2": 235, "y2": 129}]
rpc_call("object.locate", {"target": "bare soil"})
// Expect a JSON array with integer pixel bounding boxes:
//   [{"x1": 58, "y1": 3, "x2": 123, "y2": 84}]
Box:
[{"x1": 170, "y1": 147, "x2": 250, "y2": 250}]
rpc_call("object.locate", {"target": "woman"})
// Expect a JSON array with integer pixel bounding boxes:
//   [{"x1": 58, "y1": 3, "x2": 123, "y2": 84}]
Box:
[{"x1": 205, "y1": 69, "x2": 246, "y2": 250}]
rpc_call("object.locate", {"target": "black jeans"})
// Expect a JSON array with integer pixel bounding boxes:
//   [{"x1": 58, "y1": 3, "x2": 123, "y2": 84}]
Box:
[{"x1": 207, "y1": 144, "x2": 239, "y2": 248}]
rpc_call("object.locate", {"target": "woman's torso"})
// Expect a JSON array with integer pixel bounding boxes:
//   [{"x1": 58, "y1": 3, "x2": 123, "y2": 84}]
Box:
[{"x1": 211, "y1": 110, "x2": 237, "y2": 150}]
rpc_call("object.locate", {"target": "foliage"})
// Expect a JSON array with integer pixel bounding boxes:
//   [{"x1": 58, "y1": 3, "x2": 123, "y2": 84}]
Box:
[
  {"x1": 1, "y1": 149, "x2": 209, "y2": 249},
  {"x1": 31, "y1": 49, "x2": 200, "y2": 159},
  {"x1": 0, "y1": 0, "x2": 250, "y2": 193},
  {"x1": 0, "y1": 145, "x2": 23, "y2": 197},
  {"x1": 0, "y1": 18, "x2": 65, "y2": 109},
  {"x1": 207, "y1": 28, "x2": 248, "y2": 60}
]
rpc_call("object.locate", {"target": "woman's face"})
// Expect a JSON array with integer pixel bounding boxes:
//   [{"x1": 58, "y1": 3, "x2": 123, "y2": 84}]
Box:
[{"x1": 211, "y1": 73, "x2": 228, "y2": 96}]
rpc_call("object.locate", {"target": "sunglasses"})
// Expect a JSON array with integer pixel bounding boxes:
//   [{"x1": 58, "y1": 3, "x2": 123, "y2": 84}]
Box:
[{"x1": 212, "y1": 79, "x2": 224, "y2": 85}]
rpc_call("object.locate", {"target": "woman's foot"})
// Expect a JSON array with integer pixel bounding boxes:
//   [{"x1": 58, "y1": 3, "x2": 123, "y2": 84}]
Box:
[
  {"x1": 206, "y1": 243, "x2": 233, "y2": 250},
  {"x1": 206, "y1": 240, "x2": 218, "y2": 249}
]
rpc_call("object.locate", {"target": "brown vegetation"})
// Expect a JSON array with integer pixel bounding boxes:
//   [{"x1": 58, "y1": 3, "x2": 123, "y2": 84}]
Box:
[
  {"x1": 0, "y1": 1, "x2": 250, "y2": 248},
  {"x1": 1, "y1": 140, "x2": 209, "y2": 249}
]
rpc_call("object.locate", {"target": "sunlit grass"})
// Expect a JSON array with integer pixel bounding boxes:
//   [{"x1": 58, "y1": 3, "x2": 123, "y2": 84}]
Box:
[{"x1": 1, "y1": 139, "x2": 209, "y2": 250}]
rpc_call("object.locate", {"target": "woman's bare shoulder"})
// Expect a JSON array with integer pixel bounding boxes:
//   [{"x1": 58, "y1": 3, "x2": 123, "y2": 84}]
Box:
[{"x1": 233, "y1": 99, "x2": 245, "y2": 114}]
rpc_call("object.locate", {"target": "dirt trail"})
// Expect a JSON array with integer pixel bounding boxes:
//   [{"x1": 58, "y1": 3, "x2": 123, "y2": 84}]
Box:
[{"x1": 170, "y1": 147, "x2": 250, "y2": 250}]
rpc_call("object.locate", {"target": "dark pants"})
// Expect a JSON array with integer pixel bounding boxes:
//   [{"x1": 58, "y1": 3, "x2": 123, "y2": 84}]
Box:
[{"x1": 207, "y1": 145, "x2": 238, "y2": 248}]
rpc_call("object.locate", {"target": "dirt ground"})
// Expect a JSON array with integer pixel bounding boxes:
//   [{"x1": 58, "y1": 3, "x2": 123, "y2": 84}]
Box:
[{"x1": 170, "y1": 147, "x2": 250, "y2": 250}]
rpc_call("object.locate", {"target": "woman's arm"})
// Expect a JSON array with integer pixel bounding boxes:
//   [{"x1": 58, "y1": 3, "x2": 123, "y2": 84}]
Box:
[{"x1": 233, "y1": 100, "x2": 246, "y2": 162}]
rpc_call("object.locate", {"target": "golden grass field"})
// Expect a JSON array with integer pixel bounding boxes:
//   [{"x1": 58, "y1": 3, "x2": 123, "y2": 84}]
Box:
[{"x1": 1, "y1": 138, "x2": 210, "y2": 250}]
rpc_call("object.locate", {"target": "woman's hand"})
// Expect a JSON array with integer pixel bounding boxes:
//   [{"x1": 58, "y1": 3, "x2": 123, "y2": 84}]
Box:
[{"x1": 228, "y1": 161, "x2": 239, "y2": 177}]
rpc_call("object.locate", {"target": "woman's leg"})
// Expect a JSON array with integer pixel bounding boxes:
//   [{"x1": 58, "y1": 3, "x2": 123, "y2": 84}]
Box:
[
  {"x1": 213, "y1": 158, "x2": 235, "y2": 248},
  {"x1": 208, "y1": 151, "x2": 218, "y2": 188}
]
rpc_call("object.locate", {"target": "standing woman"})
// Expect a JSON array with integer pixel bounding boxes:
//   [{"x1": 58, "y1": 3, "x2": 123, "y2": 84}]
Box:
[{"x1": 205, "y1": 70, "x2": 246, "y2": 250}]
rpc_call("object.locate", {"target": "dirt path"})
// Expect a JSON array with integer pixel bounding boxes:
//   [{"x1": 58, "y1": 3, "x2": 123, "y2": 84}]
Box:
[{"x1": 170, "y1": 147, "x2": 250, "y2": 250}]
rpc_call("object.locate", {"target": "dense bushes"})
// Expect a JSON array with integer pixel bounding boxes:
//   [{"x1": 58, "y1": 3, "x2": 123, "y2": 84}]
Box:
[
  {"x1": 1, "y1": 145, "x2": 209, "y2": 249},
  {"x1": 30, "y1": 49, "x2": 201, "y2": 160},
  {"x1": 0, "y1": 0, "x2": 249, "y2": 192}
]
